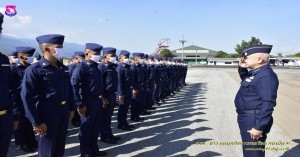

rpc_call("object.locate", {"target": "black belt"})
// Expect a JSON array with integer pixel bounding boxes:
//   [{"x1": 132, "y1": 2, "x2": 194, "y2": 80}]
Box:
[{"x1": 236, "y1": 109, "x2": 260, "y2": 114}]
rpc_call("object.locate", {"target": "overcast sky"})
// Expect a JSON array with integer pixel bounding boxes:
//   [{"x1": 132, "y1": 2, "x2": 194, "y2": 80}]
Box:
[{"x1": 1, "y1": 0, "x2": 299, "y2": 55}]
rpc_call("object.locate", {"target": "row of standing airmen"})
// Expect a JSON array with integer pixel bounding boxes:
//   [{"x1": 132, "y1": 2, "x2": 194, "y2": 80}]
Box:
[{"x1": 0, "y1": 34, "x2": 188, "y2": 157}]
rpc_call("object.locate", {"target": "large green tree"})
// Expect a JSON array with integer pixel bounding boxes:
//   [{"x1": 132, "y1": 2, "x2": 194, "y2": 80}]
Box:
[
  {"x1": 285, "y1": 52, "x2": 300, "y2": 57},
  {"x1": 214, "y1": 51, "x2": 228, "y2": 58},
  {"x1": 294, "y1": 52, "x2": 300, "y2": 57},
  {"x1": 235, "y1": 37, "x2": 262, "y2": 54},
  {"x1": 159, "y1": 49, "x2": 175, "y2": 58}
]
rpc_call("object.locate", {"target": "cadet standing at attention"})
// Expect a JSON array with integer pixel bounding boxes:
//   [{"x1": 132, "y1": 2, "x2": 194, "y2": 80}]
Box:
[
  {"x1": 140, "y1": 54, "x2": 151, "y2": 115},
  {"x1": 21, "y1": 34, "x2": 75, "y2": 157},
  {"x1": 131, "y1": 53, "x2": 146, "y2": 122},
  {"x1": 235, "y1": 44, "x2": 279, "y2": 157},
  {"x1": 7, "y1": 50, "x2": 19, "y2": 65},
  {"x1": 98, "y1": 47, "x2": 121, "y2": 144},
  {"x1": 145, "y1": 55, "x2": 157, "y2": 110},
  {"x1": 71, "y1": 43, "x2": 107, "y2": 157},
  {"x1": 69, "y1": 51, "x2": 85, "y2": 127},
  {"x1": 116, "y1": 50, "x2": 135, "y2": 131},
  {"x1": 11, "y1": 47, "x2": 38, "y2": 153},
  {"x1": 0, "y1": 12, "x2": 18, "y2": 157}
]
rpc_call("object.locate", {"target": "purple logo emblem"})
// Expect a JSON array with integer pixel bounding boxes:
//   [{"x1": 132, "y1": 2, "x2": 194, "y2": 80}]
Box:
[{"x1": 5, "y1": 5, "x2": 17, "y2": 17}]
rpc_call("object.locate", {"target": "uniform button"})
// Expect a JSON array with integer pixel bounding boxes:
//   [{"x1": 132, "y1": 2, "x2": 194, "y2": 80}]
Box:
[
  {"x1": 99, "y1": 95, "x2": 102, "y2": 99},
  {"x1": 61, "y1": 101, "x2": 66, "y2": 105}
]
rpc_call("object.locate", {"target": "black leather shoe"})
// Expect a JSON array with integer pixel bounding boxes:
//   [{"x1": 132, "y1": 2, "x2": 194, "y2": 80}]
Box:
[
  {"x1": 72, "y1": 121, "x2": 81, "y2": 127},
  {"x1": 128, "y1": 124, "x2": 134, "y2": 128},
  {"x1": 138, "y1": 117, "x2": 146, "y2": 121},
  {"x1": 131, "y1": 117, "x2": 140, "y2": 122},
  {"x1": 20, "y1": 145, "x2": 36, "y2": 153},
  {"x1": 80, "y1": 153, "x2": 95, "y2": 157},
  {"x1": 118, "y1": 125, "x2": 131, "y2": 131},
  {"x1": 93, "y1": 150, "x2": 107, "y2": 156},
  {"x1": 111, "y1": 135, "x2": 121, "y2": 141},
  {"x1": 147, "y1": 107, "x2": 156, "y2": 110},
  {"x1": 30, "y1": 140, "x2": 38, "y2": 148},
  {"x1": 101, "y1": 138, "x2": 117, "y2": 144},
  {"x1": 140, "y1": 111, "x2": 151, "y2": 115}
]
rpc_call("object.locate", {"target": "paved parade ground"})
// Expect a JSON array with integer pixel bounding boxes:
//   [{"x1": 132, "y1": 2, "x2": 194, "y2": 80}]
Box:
[{"x1": 8, "y1": 67, "x2": 300, "y2": 157}]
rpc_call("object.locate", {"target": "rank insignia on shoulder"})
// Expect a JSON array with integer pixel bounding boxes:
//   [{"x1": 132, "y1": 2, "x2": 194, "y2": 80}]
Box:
[
  {"x1": 245, "y1": 78, "x2": 251, "y2": 82},
  {"x1": 1, "y1": 64, "x2": 10, "y2": 66},
  {"x1": 65, "y1": 70, "x2": 70, "y2": 73}
]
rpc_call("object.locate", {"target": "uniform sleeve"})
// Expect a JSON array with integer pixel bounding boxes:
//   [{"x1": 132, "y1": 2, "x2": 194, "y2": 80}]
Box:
[
  {"x1": 254, "y1": 75, "x2": 279, "y2": 131},
  {"x1": 131, "y1": 65, "x2": 138, "y2": 90},
  {"x1": 68, "y1": 78, "x2": 76, "y2": 111},
  {"x1": 71, "y1": 65, "x2": 84, "y2": 109},
  {"x1": 238, "y1": 67, "x2": 249, "y2": 81},
  {"x1": 21, "y1": 68, "x2": 42, "y2": 127},
  {"x1": 98, "y1": 65, "x2": 108, "y2": 99},
  {"x1": 117, "y1": 67, "x2": 125, "y2": 96},
  {"x1": 9, "y1": 66, "x2": 19, "y2": 121}
]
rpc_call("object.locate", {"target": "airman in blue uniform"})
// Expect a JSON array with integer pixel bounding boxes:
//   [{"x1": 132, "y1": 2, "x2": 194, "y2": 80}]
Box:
[
  {"x1": 11, "y1": 47, "x2": 38, "y2": 152},
  {"x1": 98, "y1": 47, "x2": 121, "y2": 144},
  {"x1": 131, "y1": 53, "x2": 146, "y2": 122},
  {"x1": 154, "y1": 56, "x2": 162, "y2": 105},
  {"x1": 146, "y1": 55, "x2": 157, "y2": 110},
  {"x1": 116, "y1": 50, "x2": 134, "y2": 131},
  {"x1": 235, "y1": 44, "x2": 279, "y2": 157},
  {"x1": 69, "y1": 51, "x2": 85, "y2": 127},
  {"x1": 71, "y1": 43, "x2": 107, "y2": 157},
  {"x1": 21, "y1": 34, "x2": 75, "y2": 157},
  {"x1": 140, "y1": 54, "x2": 151, "y2": 115},
  {"x1": 32, "y1": 52, "x2": 42, "y2": 64},
  {"x1": 0, "y1": 12, "x2": 18, "y2": 157},
  {"x1": 0, "y1": 52, "x2": 17, "y2": 157},
  {"x1": 7, "y1": 50, "x2": 19, "y2": 65}
]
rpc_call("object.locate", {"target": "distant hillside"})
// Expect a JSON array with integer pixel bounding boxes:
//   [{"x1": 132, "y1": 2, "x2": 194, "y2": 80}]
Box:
[{"x1": 0, "y1": 35, "x2": 85, "y2": 57}]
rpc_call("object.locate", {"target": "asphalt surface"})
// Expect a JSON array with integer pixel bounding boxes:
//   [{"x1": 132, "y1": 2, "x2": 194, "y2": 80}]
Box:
[{"x1": 8, "y1": 67, "x2": 300, "y2": 157}]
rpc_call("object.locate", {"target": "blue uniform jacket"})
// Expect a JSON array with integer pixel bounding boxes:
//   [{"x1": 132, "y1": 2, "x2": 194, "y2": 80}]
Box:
[
  {"x1": 235, "y1": 65, "x2": 279, "y2": 131},
  {"x1": 147, "y1": 64, "x2": 157, "y2": 84},
  {"x1": 131, "y1": 63, "x2": 144, "y2": 91},
  {"x1": 116, "y1": 63, "x2": 133, "y2": 97},
  {"x1": 21, "y1": 57, "x2": 75, "y2": 126},
  {"x1": 98, "y1": 62, "x2": 118, "y2": 96},
  {"x1": 0, "y1": 53, "x2": 17, "y2": 117},
  {"x1": 71, "y1": 59, "x2": 103, "y2": 109},
  {"x1": 10, "y1": 62, "x2": 30, "y2": 119}
]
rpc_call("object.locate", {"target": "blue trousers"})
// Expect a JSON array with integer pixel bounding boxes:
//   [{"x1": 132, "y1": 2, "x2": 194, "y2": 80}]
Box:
[
  {"x1": 154, "y1": 82, "x2": 161, "y2": 103},
  {"x1": 99, "y1": 91, "x2": 116, "y2": 139},
  {"x1": 117, "y1": 89, "x2": 132, "y2": 126},
  {"x1": 0, "y1": 110, "x2": 13, "y2": 157},
  {"x1": 79, "y1": 98, "x2": 102, "y2": 154},
  {"x1": 146, "y1": 83, "x2": 155, "y2": 108},
  {"x1": 37, "y1": 104, "x2": 69, "y2": 157},
  {"x1": 140, "y1": 86, "x2": 147, "y2": 113},
  {"x1": 238, "y1": 113, "x2": 269, "y2": 157},
  {"x1": 14, "y1": 108, "x2": 36, "y2": 146},
  {"x1": 131, "y1": 86, "x2": 142, "y2": 119}
]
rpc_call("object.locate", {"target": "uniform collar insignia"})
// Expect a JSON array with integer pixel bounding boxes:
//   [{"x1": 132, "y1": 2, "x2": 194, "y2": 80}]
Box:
[{"x1": 40, "y1": 57, "x2": 50, "y2": 67}]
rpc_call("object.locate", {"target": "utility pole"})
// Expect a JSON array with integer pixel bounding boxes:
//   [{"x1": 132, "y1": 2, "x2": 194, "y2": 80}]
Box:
[
  {"x1": 196, "y1": 44, "x2": 198, "y2": 64},
  {"x1": 179, "y1": 35, "x2": 187, "y2": 61}
]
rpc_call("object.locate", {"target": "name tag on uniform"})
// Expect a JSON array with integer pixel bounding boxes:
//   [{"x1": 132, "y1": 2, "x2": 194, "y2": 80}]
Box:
[
  {"x1": 65, "y1": 70, "x2": 70, "y2": 73},
  {"x1": 1, "y1": 64, "x2": 10, "y2": 67},
  {"x1": 46, "y1": 72, "x2": 53, "y2": 76}
]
